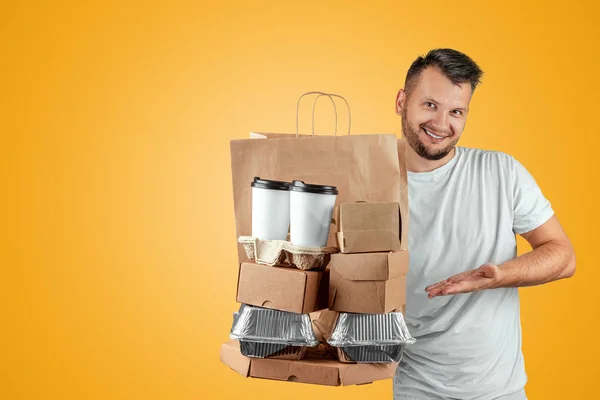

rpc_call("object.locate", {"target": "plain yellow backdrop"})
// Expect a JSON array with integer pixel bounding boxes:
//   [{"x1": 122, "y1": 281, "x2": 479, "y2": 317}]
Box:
[{"x1": 2, "y1": 0, "x2": 598, "y2": 398}]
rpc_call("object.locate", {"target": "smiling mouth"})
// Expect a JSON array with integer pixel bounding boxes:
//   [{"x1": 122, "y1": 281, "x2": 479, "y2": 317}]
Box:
[{"x1": 423, "y1": 128, "x2": 448, "y2": 140}]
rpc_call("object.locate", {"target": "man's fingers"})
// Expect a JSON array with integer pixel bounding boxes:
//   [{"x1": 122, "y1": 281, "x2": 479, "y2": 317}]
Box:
[
  {"x1": 426, "y1": 266, "x2": 499, "y2": 299},
  {"x1": 440, "y1": 282, "x2": 468, "y2": 295},
  {"x1": 427, "y1": 281, "x2": 473, "y2": 298},
  {"x1": 428, "y1": 287, "x2": 455, "y2": 298},
  {"x1": 425, "y1": 267, "x2": 495, "y2": 297},
  {"x1": 427, "y1": 286, "x2": 449, "y2": 298},
  {"x1": 426, "y1": 282, "x2": 453, "y2": 298},
  {"x1": 425, "y1": 280, "x2": 448, "y2": 292},
  {"x1": 425, "y1": 273, "x2": 468, "y2": 292},
  {"x1": 425, "y1": 274, "x2": 465, "y2": 291},
  {"x1": 426, "y1": 280, "x2": 451, "y2": 292}
]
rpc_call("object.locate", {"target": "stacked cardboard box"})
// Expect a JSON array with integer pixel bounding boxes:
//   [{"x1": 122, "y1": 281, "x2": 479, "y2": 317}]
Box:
[
  {"x1": 235, "y1": 262, "x2": 328, "y2": 314},
  {"x1": 221, "y1": 258, "x2": 403, "y2": 385},
  {"x1": 330, "y1": 202, "x2": 408, "y2": 314},
  {"x1": 325, "y1": 202, "x2": 411, "y2": 363},
  {"x1": 221, "y1": 200, "x2": 414, "y2": 385},
  {"x1": 222, "y1": 249, "x2": 403, "y2": 385}
]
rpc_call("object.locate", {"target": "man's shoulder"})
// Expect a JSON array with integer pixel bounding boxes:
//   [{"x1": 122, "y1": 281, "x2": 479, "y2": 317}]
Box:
[{"x1": 458, "y1": 146, "x2": 515, "y2": 168}]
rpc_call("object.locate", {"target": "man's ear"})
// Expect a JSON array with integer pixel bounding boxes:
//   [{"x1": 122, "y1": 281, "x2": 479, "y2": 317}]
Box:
[{"x1": 396, "y1": 89, "x2": 406, "y2": 115}]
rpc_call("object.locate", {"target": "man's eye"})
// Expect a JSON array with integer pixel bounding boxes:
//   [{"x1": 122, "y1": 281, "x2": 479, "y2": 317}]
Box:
[
  {"x1": 425, "y1": 102, "x2": 435, "y2": 108},
  {"x1": 452, "y1": 110, "x2": 463, "y2": 115}
]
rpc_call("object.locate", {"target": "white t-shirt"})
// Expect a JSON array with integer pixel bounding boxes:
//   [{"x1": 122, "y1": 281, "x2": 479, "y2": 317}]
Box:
[{"x1": 394, "y1": 146, "x2": 554, "y2": 400}]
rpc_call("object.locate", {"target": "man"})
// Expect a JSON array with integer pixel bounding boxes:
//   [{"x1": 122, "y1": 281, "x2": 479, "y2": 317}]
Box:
[{"x1": 393, "y1": 48, "x2": 576, "y2": 400}]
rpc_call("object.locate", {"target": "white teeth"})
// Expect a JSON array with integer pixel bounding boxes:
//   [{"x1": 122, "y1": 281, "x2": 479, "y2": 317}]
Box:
[{"x1": 424, "y1": 129, "x2": 444, "y2": 139}]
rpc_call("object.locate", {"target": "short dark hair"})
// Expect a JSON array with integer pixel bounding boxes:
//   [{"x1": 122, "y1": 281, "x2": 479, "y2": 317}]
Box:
[{"x1": 404, "y1": 48, "x2": 484, "y2": 98}]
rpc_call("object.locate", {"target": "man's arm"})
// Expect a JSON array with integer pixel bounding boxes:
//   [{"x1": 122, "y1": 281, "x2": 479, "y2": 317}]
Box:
[
  {"x1": 494, "y1": 215, "x2": 575, "y2": 286},
  {"x1": 425, "y1": 215, "x2": 576, "y2": 298}
]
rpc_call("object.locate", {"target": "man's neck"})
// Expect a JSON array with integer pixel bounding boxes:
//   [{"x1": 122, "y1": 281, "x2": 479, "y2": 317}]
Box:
[{"x1": 406, "y1": 145, "x2": 457, "y2": 173}]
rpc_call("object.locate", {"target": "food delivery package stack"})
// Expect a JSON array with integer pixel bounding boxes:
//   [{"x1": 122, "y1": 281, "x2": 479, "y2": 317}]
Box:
[
  {"x1": 219, "y1": 92, "x2": 415, "y2": 386},
  {"x1": 317, "y1": 199, "x2": 415, "y2": 364}
]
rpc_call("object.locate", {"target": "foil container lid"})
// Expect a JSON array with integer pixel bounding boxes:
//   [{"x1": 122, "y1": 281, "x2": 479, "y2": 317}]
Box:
[
  {"x1": 327, "y1": 312, "x2": 416, "y2": 347},
  {"x1": 229, "y1": 304, "x2": 318, "y2": 346}
]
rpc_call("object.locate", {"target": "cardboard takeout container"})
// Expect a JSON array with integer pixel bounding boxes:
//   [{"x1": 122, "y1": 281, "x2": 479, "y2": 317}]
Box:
[
  {"x1": 236, "y1": 262, "x2": 329, "y2": 314},
  {"x1": 335, "y1": 201, "x2": 403, "y2": 253},
  {"x1": 220, "y1": 340, "x2": 398, "y2": 386},
  {"x1": 329, "y1": 250, "x2": 409, "y2": 314}
]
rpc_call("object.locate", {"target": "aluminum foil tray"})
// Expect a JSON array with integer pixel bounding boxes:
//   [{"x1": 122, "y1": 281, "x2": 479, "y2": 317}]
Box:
[
  {"x1": 239, "y1": 341, "x2": 306, "y2": 359},
  {"x1": 339, "y1": 345, "x2": 403, "y2": 363},
  {"x1": 327, "y1": 312, "x2": 416, "y2": 347},
  {"x1": 229, "y1": 304, "x2": 318, "y2": 346}
]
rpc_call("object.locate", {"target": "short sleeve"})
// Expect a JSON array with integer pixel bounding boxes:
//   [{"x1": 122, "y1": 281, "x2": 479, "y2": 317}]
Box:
[{"x1": 511, "y1": 156, "x2": 554, "y2": 234}]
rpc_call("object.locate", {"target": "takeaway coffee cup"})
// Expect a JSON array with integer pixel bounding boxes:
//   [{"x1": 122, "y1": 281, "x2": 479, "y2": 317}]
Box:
[
  {"x1": 290, "y1": 180, "x2": 338, "y2": 248},
  {"x1": 251, "y1": 177, "x2": 291, "y2": 240}
]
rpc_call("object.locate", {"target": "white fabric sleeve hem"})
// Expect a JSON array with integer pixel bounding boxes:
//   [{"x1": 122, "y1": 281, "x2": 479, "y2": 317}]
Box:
[
  {"x1": 511, "y1": 155, "x2": 554, "y2": 235},
  {"x1": 513, "y1": 207, "x2": 555, "y2": 235}
]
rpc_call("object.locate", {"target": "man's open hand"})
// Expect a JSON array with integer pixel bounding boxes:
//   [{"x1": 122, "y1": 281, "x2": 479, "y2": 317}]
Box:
[{"x1": 425, "y1": 264, "x2": 501, "y2": 299}]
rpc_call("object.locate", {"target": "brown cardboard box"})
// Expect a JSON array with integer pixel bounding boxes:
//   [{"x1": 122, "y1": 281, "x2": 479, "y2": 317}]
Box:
[
  {"x1": 335, "y1": 202, "x2": 402, "y2": 253},
  {"x1": 329, "y1": 251, "x2": 409, "y2": 314},
  {"x1": 220, "y1": 340, "x2": 398, "y2": 386},
  {"x1": 236, "y1": 262, "x2": 329, "y2": 314}
]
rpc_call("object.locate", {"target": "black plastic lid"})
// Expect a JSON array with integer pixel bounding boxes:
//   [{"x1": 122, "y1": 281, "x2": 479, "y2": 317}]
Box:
[
  {"x1": 251, "y1": 177, "x2": 291, "y2": 191},
  {"x1": 290, "y1": 180, "x2": 338, "y2": 195}
]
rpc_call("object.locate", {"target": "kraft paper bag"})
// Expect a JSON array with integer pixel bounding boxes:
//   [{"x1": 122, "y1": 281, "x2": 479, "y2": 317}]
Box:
[{"x1": 230, "y1": 92, "x2": 408, "y2": 263}]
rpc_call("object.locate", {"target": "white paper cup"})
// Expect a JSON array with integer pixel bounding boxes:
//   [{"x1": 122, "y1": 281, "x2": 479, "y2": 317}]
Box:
[
  {"x1": 251, "y1": 177, "x2": 291, "y2": 240},
  {"x1": 290, "y1": 180, "x2": 338, "y2": 248}
]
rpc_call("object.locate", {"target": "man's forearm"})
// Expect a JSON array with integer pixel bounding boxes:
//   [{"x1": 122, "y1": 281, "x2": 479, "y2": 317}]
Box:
[
  {"x1": 424, "y1": 216, "x2": 576, "y2": 298},
  {"x1": 492, "y1": 241, "x2": 576, "y2": 288}
]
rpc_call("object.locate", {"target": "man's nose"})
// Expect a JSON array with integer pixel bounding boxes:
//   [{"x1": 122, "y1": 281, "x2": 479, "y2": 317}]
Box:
[{"x1": 433, "y1": 111, "x2": 450, "y2": 133}]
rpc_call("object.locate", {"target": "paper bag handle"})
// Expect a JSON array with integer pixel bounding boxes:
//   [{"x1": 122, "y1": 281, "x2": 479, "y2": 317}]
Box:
[
  {"x1": 314, "y1": 93, "x2": 351, "y2": 137},
  {"x1": 311, "y1": 93, "x2": 338, "y2": 136},
  {"x1": 296, "y1": 91, "x2": 335, "y2": 137},
  {"x1": 295, "y1": 92, "x2": 351, "y2": 138}
]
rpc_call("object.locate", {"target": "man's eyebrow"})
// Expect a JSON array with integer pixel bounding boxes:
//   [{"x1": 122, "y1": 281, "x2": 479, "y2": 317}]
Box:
[
  {"x1": 423, "y1": 97, "x2": 469, "y2": 112},
  {"x1": 423, "y1": 96, "x2": 440, "y2": 104}
]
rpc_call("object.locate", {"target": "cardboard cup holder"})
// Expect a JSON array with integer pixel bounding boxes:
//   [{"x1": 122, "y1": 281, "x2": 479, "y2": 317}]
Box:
[{"x1": 238, "y1": 236, "x2": 338, "y2": 270}]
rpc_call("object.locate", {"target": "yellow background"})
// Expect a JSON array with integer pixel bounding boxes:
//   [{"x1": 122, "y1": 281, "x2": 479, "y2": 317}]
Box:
[{"x1": 2, "y1": 0, "x2": 598, "y2": 398}]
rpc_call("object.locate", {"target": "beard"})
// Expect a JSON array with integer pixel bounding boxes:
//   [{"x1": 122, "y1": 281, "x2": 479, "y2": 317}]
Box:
[{"x1": 401, "y1": 109, "x2": 458, "y2": 161}]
